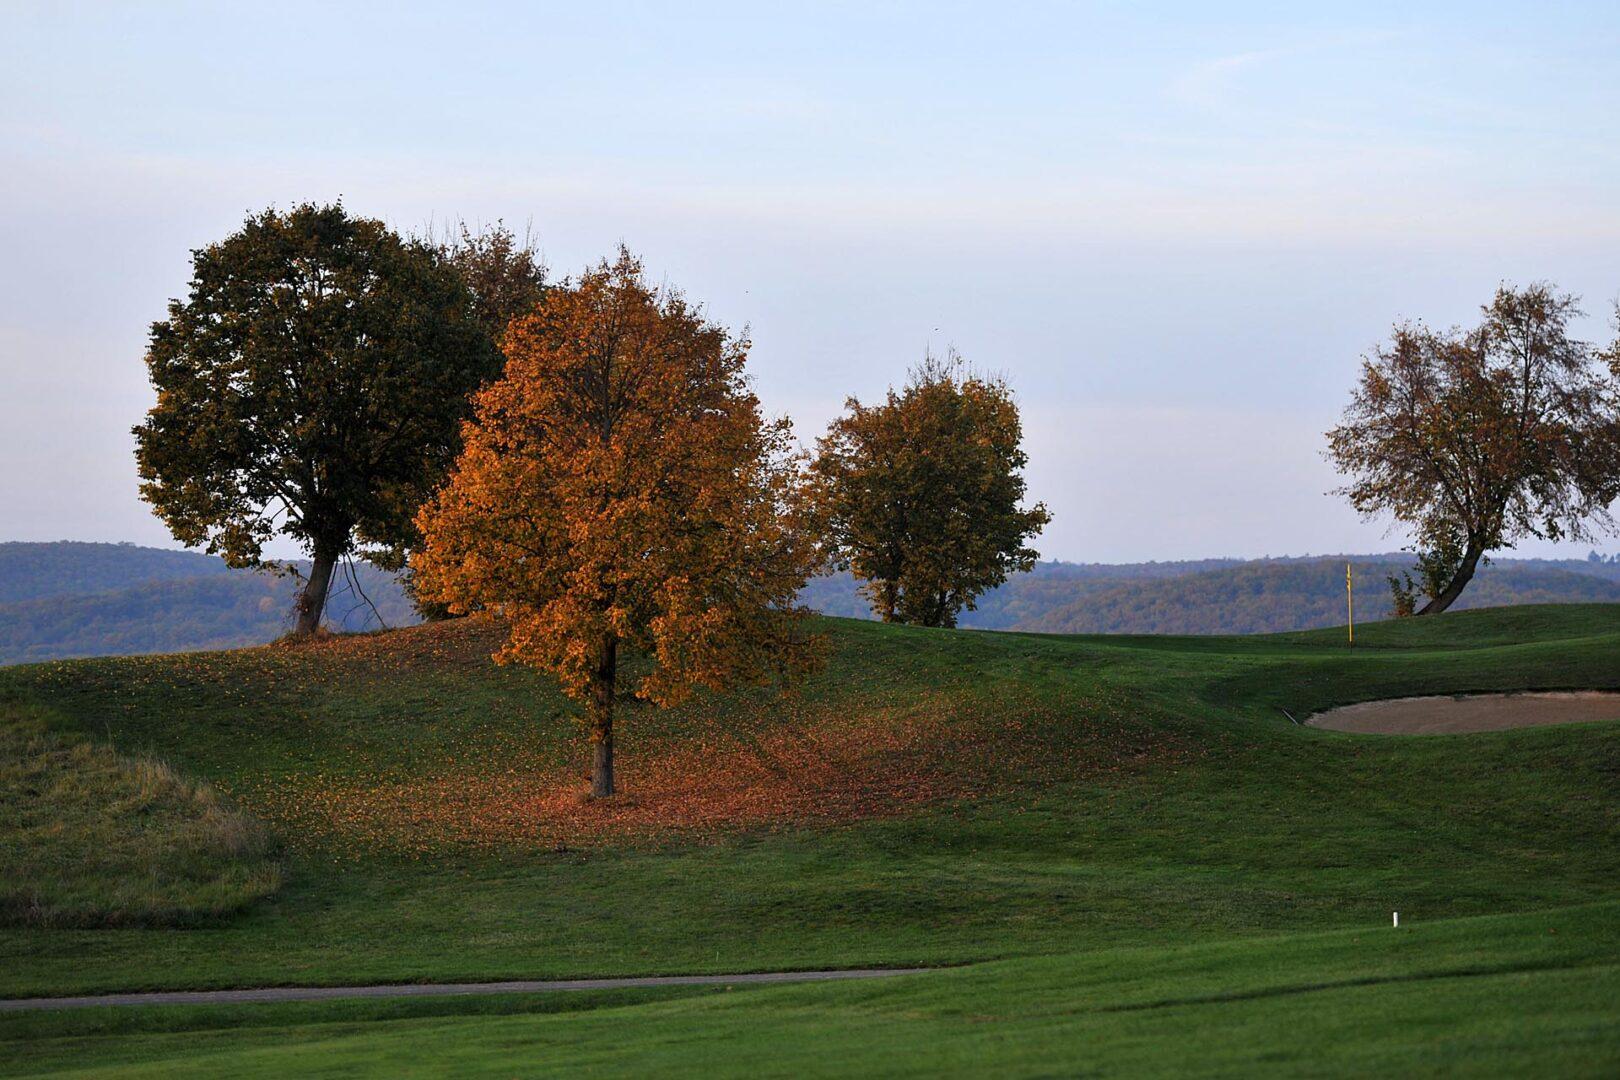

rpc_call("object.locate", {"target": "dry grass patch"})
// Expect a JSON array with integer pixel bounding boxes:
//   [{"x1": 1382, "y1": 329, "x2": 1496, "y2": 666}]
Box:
[{"x1": 0, "y1": 705, "x2": 284, "y2": 927}]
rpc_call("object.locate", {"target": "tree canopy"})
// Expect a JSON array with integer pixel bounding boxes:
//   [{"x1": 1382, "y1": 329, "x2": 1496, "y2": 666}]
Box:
[
  {"x1": 411, "y1": 250, "x2": 821, "y2": 797},
  {"x1": 1327, "y1": 283, "x2": 1620, "y2": 614},
  {"x1": 814, "y1": 353, "x2": 1050, "y2": 628},
  {"x1": 134, "y1": 203, "x2": 499, "y2": 635},
  {"x1": 430, "y1": 220, "x2": 547, "y2": 341}
]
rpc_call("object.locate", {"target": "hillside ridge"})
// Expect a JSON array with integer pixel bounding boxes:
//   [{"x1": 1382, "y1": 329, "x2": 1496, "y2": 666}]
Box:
[{"x1": 4, "y1": 540, "x2": 1619, "y2": 665}]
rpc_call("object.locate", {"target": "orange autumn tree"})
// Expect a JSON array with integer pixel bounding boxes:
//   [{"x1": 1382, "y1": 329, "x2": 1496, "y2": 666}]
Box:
[{"x1": 412, "y1": 250, "x2": 822, "y2": 797}]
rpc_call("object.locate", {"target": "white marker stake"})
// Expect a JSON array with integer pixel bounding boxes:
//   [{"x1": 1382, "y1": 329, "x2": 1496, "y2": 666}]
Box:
[{"x1": 1393, "y1": 911, "x2": 1399, "y2": 928}]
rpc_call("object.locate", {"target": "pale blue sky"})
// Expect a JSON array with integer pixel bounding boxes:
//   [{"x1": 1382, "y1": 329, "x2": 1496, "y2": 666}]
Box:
[{"x1": 4, "y1": 1, "x2": 1619, "y2": 561}]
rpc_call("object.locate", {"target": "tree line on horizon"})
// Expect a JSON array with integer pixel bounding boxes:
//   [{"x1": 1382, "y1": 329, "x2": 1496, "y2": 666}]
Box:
[
  {"x1": 9, "y1": 542, "x2": 1620, "y2": 667},
  {"x1": 133, "y1": 203, "x2": 1620, "y2": 795}
]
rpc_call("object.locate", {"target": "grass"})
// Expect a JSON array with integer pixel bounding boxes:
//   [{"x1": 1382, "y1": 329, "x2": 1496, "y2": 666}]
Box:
[
  {"x1": 4, "y1": 903, "x2": 1615, "y2": 1077},
  {"x1": 1, "y1": 604, "x2": 1617, "y2": 1074},
  {"x1": 0, "y1": 705, "x2": 282, "y2": 929}
]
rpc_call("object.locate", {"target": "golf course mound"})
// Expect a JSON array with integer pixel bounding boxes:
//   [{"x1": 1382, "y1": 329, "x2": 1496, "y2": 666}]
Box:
[
  {"x1": 5, "y1": 615, "x2": 1189, "y2": 857},
  {"x1": 2, "y1": 604, "x2": 1619, "y2": 1072},
  {"x1": 1310, "y1": 691, "x2": 1620, "y2": 734},
  {"x1": 0, "y1": 705, "x2": 283, "y2": 928}
]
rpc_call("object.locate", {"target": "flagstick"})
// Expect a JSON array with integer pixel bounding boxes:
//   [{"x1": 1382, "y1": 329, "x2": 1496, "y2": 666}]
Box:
[{"x1": 1347, "y1": 562, "x2": 1354, "y2": 646}]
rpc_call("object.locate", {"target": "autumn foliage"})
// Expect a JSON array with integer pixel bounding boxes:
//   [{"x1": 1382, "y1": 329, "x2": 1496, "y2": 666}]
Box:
[
  {"x1": 814, "y1": 353, "x2": 1050, "y2": 627},
  {"x1": 412, "y1": 251, "x2": 822, "y2": 796},
  {"x1": 1328, "y1": 284, "x2": 1620, "y2": 614}
]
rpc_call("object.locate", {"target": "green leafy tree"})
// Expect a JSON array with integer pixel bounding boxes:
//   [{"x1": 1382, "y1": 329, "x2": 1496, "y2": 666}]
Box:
[
  {"x1": 1386, "y1": 531, "x2": 1466, "y2": 618},
  {"x1": 135, "y1": 203, "x2": 499, "y2": 636},
  {"x1": 814, "y1": 352, "x2": 1050, "y2": 628},
  {"x1": 404, "y1": 220, "x2": 549, "y2": 621},
  {"x1": 1329, "y1": 284, "x2": 1620, "y2": 614},
  {"x1": 430, "y1": 219, "x2": 547, "y2": 341}
]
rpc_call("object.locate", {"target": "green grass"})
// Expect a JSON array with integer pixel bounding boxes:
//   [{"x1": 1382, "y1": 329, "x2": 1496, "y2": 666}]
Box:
[
  {"x1": 4, "y1": 903, "x2": 1615, "y2": 1077},
  {"x1": 0, "y1": 705, "x2": 282, "y2": 929},
  {"x1": 1, "y1": 604, "x2": 1617, "y2": 1074}
]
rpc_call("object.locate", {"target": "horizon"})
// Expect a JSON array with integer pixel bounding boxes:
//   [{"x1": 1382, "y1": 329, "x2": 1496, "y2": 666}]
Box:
[
  {"x1": 5, "y1": 536, "x2": 1617, "y2": 570},
  {"x1": 5, "y1": 2, "x2": 1620, "y2": 563}
]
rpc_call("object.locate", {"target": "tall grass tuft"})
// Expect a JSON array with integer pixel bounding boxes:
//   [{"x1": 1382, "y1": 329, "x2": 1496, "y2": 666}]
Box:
[{"x1": 0, "y1": 705, "x2": 284, "y2": 928}]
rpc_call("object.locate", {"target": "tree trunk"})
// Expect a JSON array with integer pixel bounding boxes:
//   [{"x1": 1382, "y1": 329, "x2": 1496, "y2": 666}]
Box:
[
  {"x1": 294, "y1": 550, "x2": 337, "y2": 637},
  {"x1": 589, "y1": 635, "x2": 618, "y2": 797},
  {"x1": 1418, "y1": 540, "x2": 1486, "y2": 615},
  {"x1": 878, "y1": 580, "x2": 899, "y2": 622}
]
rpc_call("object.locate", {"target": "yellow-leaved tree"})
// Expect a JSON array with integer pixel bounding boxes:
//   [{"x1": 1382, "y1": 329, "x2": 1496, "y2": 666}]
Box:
[{"x1": 412, "y1": 250, "x2": 822, "y2": 797}]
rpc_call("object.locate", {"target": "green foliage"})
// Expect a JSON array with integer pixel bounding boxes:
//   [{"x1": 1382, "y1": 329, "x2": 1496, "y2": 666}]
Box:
[
  {"x1": 429, "y1": 219, "x2": 547, "y2": 341},
  {"x1": 134, "y1": 203, "x2": 500, "y2": 630},
  {"x1": 0, "y1": 703, "x2": 282, "y2": 929},
  {"x1": 814, "y1": 352, "x2": 1049, "y2": 627},
  {"x1": 410, "y1": 220, "x2": 547, "y2": 623},
  {"x1": 1390, "y1": 531, "x2": 1471, "y2": 617},
  {"x1": 1387, "y1": 569, "x2": 1418, "y2": 617},
  {"x1": 1414, "y1": 525, "x2": 1469, "y2": 597}
]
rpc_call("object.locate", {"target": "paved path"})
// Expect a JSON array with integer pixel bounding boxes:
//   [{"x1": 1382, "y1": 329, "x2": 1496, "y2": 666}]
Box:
[{"x1": 0, "y1": 968, "x2": 932, "y2": 1012}]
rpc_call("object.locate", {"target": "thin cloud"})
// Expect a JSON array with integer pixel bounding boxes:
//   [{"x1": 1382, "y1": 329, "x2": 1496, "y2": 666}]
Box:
[
  {"x1": 1166, "y1": 48, "x2": 1290, "y2": 116},
  {"x1": 1165, "y1": 30, "x2": 1409, "y2": 120}
]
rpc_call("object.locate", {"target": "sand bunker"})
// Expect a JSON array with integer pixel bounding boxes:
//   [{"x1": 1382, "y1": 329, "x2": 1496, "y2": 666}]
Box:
[{"x1": 1309, "y1": 691, "x2": 1620, "y2": 735}]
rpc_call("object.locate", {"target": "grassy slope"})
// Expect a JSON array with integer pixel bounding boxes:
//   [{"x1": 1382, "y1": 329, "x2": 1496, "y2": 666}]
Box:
[
  {"x1": 0, "y1": 706, "x2": 282, "y2": 928},
  {"x1": 1, "y1": 605, "x2": 1617, "y2": 1074}
]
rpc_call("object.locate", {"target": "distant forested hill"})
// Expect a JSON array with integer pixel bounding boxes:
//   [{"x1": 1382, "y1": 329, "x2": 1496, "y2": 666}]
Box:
[
  {"x1": 798, "y1": 559, "x2": 1249, "y2": 628},
  {"x1": 0, "y1": 542, "x2": 414, "y2": 665},
  {"x1": 0, "y1": 542, "x2": 233, "y2": 603},
  {"x1": 807, "y1": 553, "x2": 1620, "y2": 635},
  {"x1": 1017, "y1": 557, "x2": 1620, "y2": 635},
  {"x1": 3, "y1": 541, "x2": 1618, "y2": 664}
]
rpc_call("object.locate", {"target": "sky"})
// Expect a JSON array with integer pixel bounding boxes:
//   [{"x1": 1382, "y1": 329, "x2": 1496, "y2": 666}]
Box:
[{"x1": 3, "y1": 1, "x2": 1619, "y2": 563}]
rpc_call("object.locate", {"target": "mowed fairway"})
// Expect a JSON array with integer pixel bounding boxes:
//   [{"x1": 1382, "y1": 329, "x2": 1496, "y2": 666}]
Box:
[{"x1": 2, "y1": 605, "x2": 1618, "y2": 1075}]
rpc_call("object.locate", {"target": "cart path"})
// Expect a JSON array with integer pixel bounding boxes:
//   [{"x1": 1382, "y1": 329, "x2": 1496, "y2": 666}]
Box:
[{"x1": 0, "y1": 968, "x2": 933, "y2": 1011}]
